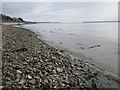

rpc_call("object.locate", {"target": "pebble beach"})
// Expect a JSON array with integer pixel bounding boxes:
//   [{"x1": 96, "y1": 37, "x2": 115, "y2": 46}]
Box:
[{"x1": 2, "y1": 26, "x2": 119, "y2": 89}]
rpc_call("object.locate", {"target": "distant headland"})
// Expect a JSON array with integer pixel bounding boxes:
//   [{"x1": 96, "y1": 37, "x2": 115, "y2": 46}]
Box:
[{"x1": 1, "y1": 14, "x2": 60, "y2": 24}]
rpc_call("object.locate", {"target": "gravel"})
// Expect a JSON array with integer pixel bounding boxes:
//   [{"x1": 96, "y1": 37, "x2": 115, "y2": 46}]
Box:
[{"x1": 2, "y1": 26, "x2": 119, "y2": 89}]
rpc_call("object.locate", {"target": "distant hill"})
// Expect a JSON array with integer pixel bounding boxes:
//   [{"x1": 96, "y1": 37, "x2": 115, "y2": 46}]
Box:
[
  {"x1": 1, "y1": 14, "x2": 24, "y2": 23},
  {"x1": 1, "y1": 14, "x2": 60, "y2": 24}
]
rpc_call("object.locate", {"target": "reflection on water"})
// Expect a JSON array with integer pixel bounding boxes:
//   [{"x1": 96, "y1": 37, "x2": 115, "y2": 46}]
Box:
[{"x1": 22, "y1": 22, "x2": 118, "y2": 74}]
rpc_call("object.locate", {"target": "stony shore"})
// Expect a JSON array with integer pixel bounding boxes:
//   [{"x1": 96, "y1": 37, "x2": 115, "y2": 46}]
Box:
[{"x1": 2, "y1": 26, "x2": 119, "y2": 89}]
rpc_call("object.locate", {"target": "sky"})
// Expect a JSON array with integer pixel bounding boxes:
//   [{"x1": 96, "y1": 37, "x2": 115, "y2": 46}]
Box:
[{"x1": 2, "y1": 2, "x2": 118, "y2": 22}]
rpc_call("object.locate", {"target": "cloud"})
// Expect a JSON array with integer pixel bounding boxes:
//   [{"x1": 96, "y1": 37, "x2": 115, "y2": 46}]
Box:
[{"x1": 2, "y1": 2, "x2": 118, "y2": 22}]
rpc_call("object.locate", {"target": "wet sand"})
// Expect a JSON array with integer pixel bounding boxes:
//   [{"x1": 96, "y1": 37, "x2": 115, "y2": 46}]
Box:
[{"x1": 2, "y1": 26, "x2": 119, "y2": 89}]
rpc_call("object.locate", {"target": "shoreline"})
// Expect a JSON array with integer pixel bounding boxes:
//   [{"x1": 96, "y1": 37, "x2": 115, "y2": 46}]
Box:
[
  {"x1": 40, "y1": 37, "x2": 118, "y2": 76},
  {"x1": 2, "y1": 23, "x2": 24, "y2": 25},
  {"x1": 2, "y1": 25, "x2": 119, "y2": 89},
  {"x1": 22, "y1": 24, "x2": 118, "y2": 77}
]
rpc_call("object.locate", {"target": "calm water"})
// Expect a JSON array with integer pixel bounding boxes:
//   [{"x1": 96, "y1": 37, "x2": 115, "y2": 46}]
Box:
[{"x1": 22, "y1": 23, "x2": 118, "y2": 74}]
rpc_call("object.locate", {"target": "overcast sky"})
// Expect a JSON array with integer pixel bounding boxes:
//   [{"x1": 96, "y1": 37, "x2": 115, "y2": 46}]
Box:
[{"x1": 2, "y1": 2, "x2": 118, "y2": 22}]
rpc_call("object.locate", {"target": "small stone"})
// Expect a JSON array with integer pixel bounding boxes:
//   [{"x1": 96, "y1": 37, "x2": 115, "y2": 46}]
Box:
[
  {"x1": 61, "y1": 83, "x2": 65, "y2": 87},
  {"x1": 108, "y1": 82, "x2": 111, "y2": 85},
  {"x1": 77, "y1": 67, "x2": 82, "y2": 70},
  {"x1": 19, "y1": 80, "x2": 25, "y2": 84},
  {"x1": 62, "y1": 80, "x2": 70, "y2": 84},
  {"x1": 34, "y1": 76, "x2": 40, "y2": 79},
  {"x1": 71, "y1": 65, "x2": 75, "y2": 68},
  {"x1": 17, "y1": 70, "x2": 22, "y2": 74},
  {"x1": 29, "y1": 79, "x2": 36, "y2": 85},
  {"x1": 53, "y1": 69, "x2": 56, "y2": 74},
  {"x1": 28, "y1": 75, "x2": 32, "y2": 79},
  {"x1": 54, "y1": 86, "x2": 57, "y2": 88},
  {"x1": 33, "y1": 57, "x2": 37, "y2": 60},
  {"x1": 56, "y1": 67, "x2": 63, "y2": 73},
  {"x1": 12, "y1": 42, "x2": 15, "y2": 44},
  {"x1": 51, "y1": 56, "x2": 56, "y2": 59},
  {"x1": 74, "y1": 72, "x2": 79, "y2": 75}
]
